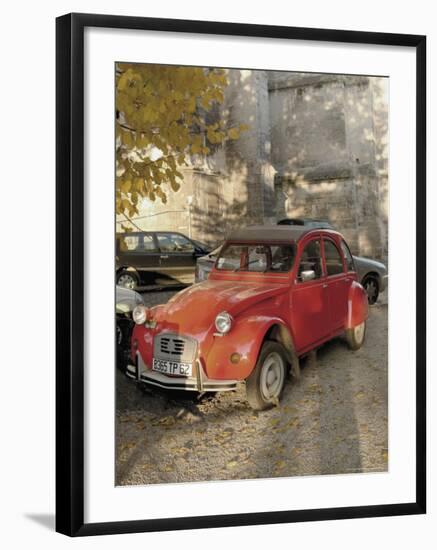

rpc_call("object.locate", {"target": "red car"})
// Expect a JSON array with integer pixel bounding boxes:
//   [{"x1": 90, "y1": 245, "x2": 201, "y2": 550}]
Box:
[{"x1": 128, "y1": 226, "x2": 368, "y2": 410}]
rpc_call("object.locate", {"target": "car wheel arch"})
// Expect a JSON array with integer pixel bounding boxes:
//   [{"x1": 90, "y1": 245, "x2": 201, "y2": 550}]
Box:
[
  {"x1": 207, "y1": 317, "x2": 297, "y2": 381},
  {"x1": 361, "y1": 270, "x2": 380, "y2": 285},
  {"x1": 116, "y1": 265, "x2": 139, "y2": 275},
  {"x1": 263, "y1": 322, "x2": 300, "y2": 379},
  {"x1": 347, "y1": 280, "x2": 369, "y2": 329}
]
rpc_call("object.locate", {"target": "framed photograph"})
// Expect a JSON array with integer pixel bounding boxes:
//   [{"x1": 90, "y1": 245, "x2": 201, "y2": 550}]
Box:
[{"x1": 56, "y1": 13, "x2": 426, "y2": 536}]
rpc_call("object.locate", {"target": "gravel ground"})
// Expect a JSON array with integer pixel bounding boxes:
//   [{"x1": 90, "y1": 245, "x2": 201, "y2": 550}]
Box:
[{"x1": 116, "y1": 289, "x2": 388, "y2": 486}]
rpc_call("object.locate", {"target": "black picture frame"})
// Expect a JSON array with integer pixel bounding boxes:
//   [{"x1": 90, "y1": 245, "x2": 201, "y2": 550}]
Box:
[{"x1": 56, "y1": 12, "x2": 426, "y2": 537}]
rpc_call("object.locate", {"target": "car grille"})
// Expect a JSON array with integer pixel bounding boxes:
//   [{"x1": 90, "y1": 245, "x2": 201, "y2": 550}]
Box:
[
  {"x1": 160, "y1": 336, "x2": 185, "y2": 355},
  {"x1": 153, "y1": 333, "x2": 197, "y2": 362}
]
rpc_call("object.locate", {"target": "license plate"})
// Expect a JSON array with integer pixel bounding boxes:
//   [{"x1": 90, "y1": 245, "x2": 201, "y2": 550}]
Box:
[{"x1": 152, "y1": 358, "x2": 192, "y2": 377}]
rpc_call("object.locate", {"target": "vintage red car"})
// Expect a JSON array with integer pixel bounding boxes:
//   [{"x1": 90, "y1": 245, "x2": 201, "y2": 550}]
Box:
[{"x1": 128, "y1": 226, "x2": 368, "y2": 410}]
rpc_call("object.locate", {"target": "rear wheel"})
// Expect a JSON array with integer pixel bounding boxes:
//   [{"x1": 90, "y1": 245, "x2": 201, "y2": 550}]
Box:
[
  {"x1": 117, "y1": 270, "x2": 138, "y2": 290},
  {"x1": 362, "y1": 276, "x2": 379, "y2": 305},
  {"x1": 246, "y1": 341, "x2": 287, "y2": 411},
  {"x1": 346, "y1": 321, "x2": 366, "y2": 350}
]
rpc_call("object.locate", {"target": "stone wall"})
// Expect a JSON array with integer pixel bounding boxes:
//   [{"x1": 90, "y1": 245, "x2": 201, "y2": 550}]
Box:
[
  {"x1": 269, "y1": 72, "x2": 388, "y2": 259},
  {"x1": 118, "y1": 69, "x2": 389, "y2": 260}
]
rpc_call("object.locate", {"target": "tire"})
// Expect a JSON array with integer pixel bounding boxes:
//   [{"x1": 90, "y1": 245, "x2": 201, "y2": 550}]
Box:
[
  {"x1": 362, "y1": 275, "x2": 379, "y2": 305},
  {"x1": 116, "y1": 270, "x2": 139, "y2": 290},
  {"x1": 245, "y1": 341, "x2": 287, "y2": 411},
  {"x1": 346, "y1": 321, "x2": 366, "y2": 350}
]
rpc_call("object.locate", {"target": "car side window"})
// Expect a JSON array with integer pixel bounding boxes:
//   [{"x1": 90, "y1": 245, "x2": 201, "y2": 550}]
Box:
[
  {"x1": 298, "y1": 239, "x2": 322, "y2": 281},
  {"x1": 118, "y1": 235, "x2": 141, "y2": 252},
  {"x1": 141, "y1": 235, "x2": 158, "y2": 252},
  {"x1": 341, "y1": 240, "x2": 355, "y2": 271},
  {"x1": 157, "y1": 233, "x2": 194, "y2": 253},
  {"x1": 324, "y1": 239, "x2": 344, "y2": 276},
  {"x1": 118, "y1": 234, "x2": 159, "y2": 253}
]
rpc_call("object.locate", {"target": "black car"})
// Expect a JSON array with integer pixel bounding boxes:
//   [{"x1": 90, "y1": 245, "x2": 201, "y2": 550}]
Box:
[{"x1": 116, "y1": 231, "x2": 211, "y2": 290}]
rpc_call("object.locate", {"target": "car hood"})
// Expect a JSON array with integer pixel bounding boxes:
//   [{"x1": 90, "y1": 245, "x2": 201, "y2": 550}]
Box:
[
  {"x1": 150, "y1": 279, "x2": 288, "y2": 338},
  {"x1": 115, "y1": 285, "x2": 144, "y2": 313}
]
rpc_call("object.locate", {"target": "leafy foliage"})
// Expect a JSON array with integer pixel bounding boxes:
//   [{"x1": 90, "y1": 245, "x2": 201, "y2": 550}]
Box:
[{"x1": 116, "y1": 64, "x2": 247, "y2": 217}]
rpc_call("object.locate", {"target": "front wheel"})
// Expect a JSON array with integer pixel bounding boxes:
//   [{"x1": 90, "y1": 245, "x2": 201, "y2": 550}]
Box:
[
  {"x1": 245, "y1": 341, "x2": 287, "y2": 411},
  {"x1": 346, "y1": 321, "x2": 366, "y2": 350}
]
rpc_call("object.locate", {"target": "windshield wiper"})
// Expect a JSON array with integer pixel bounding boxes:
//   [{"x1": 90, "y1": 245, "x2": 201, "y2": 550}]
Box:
[{"x1": 233, "y1": 260, "x2": 263, "y2": 272}]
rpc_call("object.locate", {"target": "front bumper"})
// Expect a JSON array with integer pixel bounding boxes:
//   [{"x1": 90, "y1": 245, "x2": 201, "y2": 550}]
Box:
[{"x1": 126, "y1": 352, "x2": 238, "y2": 392}]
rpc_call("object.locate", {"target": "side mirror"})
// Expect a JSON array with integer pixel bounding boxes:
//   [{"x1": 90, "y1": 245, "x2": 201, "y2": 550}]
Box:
[{"x1": 300, "y1": 270, "x2": 316, "y2": 282}]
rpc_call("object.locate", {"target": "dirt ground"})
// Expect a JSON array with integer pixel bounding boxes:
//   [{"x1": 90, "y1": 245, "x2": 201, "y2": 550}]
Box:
[{"x1": 116, "y1": 290, "x2": 388, "y2": 486}]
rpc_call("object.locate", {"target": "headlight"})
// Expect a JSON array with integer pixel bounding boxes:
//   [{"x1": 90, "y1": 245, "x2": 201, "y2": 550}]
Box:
[
  {"x1": 215, "y1": 311, "x2": 233, "y2": 334},
  {"x1": 132, "y1": 304, "x2": 148, "y2": 325}
]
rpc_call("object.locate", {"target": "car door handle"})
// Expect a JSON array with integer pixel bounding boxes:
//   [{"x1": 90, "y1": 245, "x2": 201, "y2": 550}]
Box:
[
  {"x1": 322, "y1": 284, "x2": 328, "y2": 288},
  {"x1": 160, "y1": 255, "x2": 169, "y2": 259}
]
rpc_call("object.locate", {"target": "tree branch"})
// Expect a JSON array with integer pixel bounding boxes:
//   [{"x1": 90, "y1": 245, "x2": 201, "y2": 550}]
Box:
[{"x1": 121, "y1": 213, "x2": 143, "y2": 231}]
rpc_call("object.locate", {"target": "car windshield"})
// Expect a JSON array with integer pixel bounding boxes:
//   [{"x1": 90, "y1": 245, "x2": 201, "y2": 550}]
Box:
[{"x1": 215, "y1": 243, "x2": 295, "y2": 273}]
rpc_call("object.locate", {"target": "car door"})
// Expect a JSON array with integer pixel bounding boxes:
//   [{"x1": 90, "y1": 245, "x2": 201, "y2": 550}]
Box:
[
  {"x1": 290, "y1": 236, "x2": 331, "y2": 352},
  {"x1": 136, "y1": 233, "x2": 162, "y2": 284},
  {"x1": 117, "y1": 233, "x2": 161, "y2": 284},
  {"x1": 156, "y1": 232, "x2": 197, "y2": 285},
  {"x1": 322, "y1": 237, "x2": 349, "y2": 331},
  {"x1": 116, "y1": 232, "x2": 143, "y2": 269}
]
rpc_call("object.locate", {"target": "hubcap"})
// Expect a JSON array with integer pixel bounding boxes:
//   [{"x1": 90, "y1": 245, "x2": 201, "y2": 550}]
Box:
[
  {"x1": 118, "y1": 274, "x2": 136, "y2": 289},
  {"x1": 260, "y1": 352, "x2": 285, "y2": 401},
  {"x1": 354, "y1": 322, "x2": 365, "y2": 344}
]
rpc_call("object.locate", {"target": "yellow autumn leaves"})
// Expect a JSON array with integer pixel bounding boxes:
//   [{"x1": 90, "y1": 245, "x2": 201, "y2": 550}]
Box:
[{"x1": 115, "y1": 63, "x2": 248, "y2": 217}]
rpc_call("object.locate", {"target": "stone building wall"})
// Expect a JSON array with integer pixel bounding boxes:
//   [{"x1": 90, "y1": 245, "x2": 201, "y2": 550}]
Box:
[
  {"x1": 118, "y1": 69, "x2": 388, "y2": 259},
  {"x1": 269, "y1": 72, "x2": 388, "y2": 259}
]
